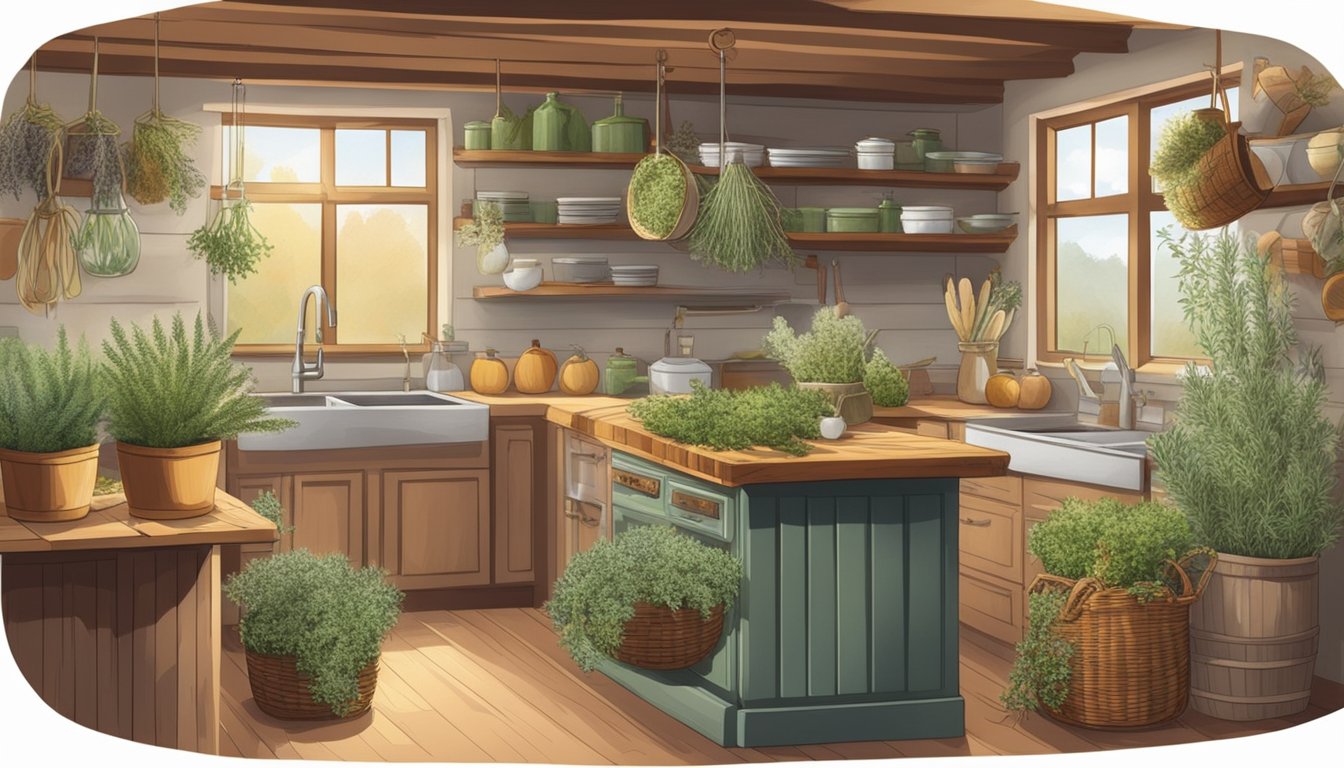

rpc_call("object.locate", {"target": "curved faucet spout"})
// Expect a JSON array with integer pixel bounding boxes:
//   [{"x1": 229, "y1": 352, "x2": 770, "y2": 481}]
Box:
[{"x1": 292, "y1": 285, "x2": 337, "y2": 394}]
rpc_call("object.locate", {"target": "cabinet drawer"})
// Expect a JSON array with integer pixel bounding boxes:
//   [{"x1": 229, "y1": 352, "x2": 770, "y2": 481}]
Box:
[
  {"x1": 1023, "y1": 476, "x2": 1142, "y2": 513},
  {"x1": 958, "y1": 493, "x2": 1021, "y2": 582},
  {"x1": 959, "y1": 568, "x2": 1024, "y2": 645},
  {"x1": 960, "y1": 474, "x2": 1022, "y2": 506},
  {"x1": 915, "y1": 419, "x2": 949, "y2": 439}
]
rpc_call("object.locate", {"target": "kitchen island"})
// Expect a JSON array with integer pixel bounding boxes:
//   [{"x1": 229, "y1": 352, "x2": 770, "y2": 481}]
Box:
[{"x1": 454, "y1": 392, "x2": 1011, "y2": 747}]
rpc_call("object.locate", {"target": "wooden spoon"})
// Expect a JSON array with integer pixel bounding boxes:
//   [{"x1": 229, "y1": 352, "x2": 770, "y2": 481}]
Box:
[{"x1": 832, "y1": 259, "x2": 850, "y2": 318}]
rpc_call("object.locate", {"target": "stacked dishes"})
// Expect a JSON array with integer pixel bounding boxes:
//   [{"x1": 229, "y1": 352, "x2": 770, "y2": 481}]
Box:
[
  {"x1": 552, "y1": 256, "x2": 610, "y2": 283},
  {"x1": 900, "y1": 205, "x2": 955, "y2": 234},
  {"x1": 924, "y1": 151, "x2": 1004, "y2": 174},
  {"x1": 476, "y1": 191, "x2": 531, "y2": 222},
  {"x1": 854, "y1": 138, "x2": 896, "y2": 170},
  {"x1": 767, "y1": 147, "x2": 852, "y2": 168},
  {"x1": 699, "y1": 142, "x2": 765, "y2": 168},
  {"x1": 557, "y1": 197, "x2": 623, "y2": 225},
  {"x1": 610, "y1": 265, "x2": 659, "y2": 287}
]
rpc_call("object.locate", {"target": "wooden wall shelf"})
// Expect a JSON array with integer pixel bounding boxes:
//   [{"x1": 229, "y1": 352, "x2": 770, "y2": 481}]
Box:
[
  {"x1": 472, "y1": 282, "x2": 793, "y2": 304},
  {"x1": 1262, "y1": 180, "x2": 1340, "y2": 210},
  {"x1": 454, "y1": 148, "x2": 647, "y2": 168},
  {"x1": 453, "y1": 219, "x2": 1017, "y2": 253}
]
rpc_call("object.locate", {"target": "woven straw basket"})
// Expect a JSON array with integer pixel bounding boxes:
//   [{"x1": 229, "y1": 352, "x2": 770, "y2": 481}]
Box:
[
  {"x1": 614, "y1": 601, "x2": 725, "y2": 669},
  {"x1": 1165, "y1": 123, "x2": 1271, "y2": 231},
  {"x1": 1031, "y1": 550, "x2": 1217, "y2": 729},
  {"x1": 246, "y1": 649, "x2": 379, "y2": 720},
  {"x1": 628, "y1": 153, "x2": 700, "y2": 242}
]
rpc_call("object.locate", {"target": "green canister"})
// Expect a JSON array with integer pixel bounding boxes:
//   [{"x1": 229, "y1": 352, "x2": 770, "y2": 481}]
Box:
[
  {"x1": 592, "y1": 94, "x2": 646, "y2": 153},
  {"x1": 908, "y1": 128, "x2": 944, "y2": 170},
  {"x1": 533, "y1": 92, "x2": 566, "y2": 151},
  {"x1": 463, "y1": 121, "x2": 491, "y2": 150},
  {"x1": 878, "y1": 198, "x2": 903, "y2": 233},
  {"x1": 604, "y1": 347, "x2": 648, "y2": 396}
]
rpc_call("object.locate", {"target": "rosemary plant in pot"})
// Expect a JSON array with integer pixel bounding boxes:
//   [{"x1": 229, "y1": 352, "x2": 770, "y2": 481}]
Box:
[
  {"x1": 763, "y1": 306, "x2": 876, "y2": 424},
  {"x1": 101, "y1": 312, "x2": 293, "y2": 520},
  {"x1": 1148, "y1": 228, "x2": 1344, "y2": 721},
  {"x1": 0, "y1": 328, "x2": 105, "y2": 522},
  {"x1": 225, "y1": 549, "x2": 403, "y2": 720},
  {"x1": 546, "y1": 525, "x2": 742, "y2": 672}
]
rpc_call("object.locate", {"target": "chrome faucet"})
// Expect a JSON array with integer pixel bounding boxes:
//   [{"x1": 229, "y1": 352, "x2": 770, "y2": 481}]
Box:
[
  {"x1": 291, "y1": 285, "x2": 337, "y2": 394},
  {"x1": 1063, "y1": 344, "x2": 1144, "y2": 429}
]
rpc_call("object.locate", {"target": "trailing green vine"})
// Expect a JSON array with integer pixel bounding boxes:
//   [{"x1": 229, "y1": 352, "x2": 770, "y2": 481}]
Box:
[{"x1": 1001, "y1": 590, "x2": 1073, "y2": 712}]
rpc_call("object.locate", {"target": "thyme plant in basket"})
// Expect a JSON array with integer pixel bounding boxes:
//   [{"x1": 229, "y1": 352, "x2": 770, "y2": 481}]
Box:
[
  {"x1": 763, "y1": 307, "x2": 871, "y2": 384},
  {"x1": 100, "y1": 311, "x2": 293, "y2": 449},
  {"x1": 224, "y1": 550, "x2": 403, "y2": 717},
  {"x1": 0, "y1": 327, "x2": 104, "y2": 455},
  {"x1": 1150, "y1": 112, "x2": 1226, "y2": 192},
  {"x1": 1148, "y1": 228, "x2": 1344, "y2": 559},
  {"x1": 545, "y1": 525, "x2": 741, "y2": 672}
]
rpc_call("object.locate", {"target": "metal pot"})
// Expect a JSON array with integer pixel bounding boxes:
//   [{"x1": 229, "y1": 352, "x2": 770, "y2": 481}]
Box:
[{"x1": 648, "y1": 356, "x2": 712, "y2": 395}]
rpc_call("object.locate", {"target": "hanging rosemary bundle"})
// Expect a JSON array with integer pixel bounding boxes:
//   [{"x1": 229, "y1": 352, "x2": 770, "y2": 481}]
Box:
[
  {"x1": 688, "y1": 157, "x2": 796, "y2": 273},
  {"x1": 0, "y1": 55, "x2": 65, "y2": 200},
  {"x1": 123, "y1": 15, "x2": 206, "y2": 214}
]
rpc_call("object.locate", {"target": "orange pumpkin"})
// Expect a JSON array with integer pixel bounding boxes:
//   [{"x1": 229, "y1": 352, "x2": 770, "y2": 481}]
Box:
[
  {"x1": 514, "y1": 339, "x2": 559, "y2": 394},
  {"x1": 985, "y1": 371, "x2": 1020, "y2": 409},
  {"x1": 469, "y1": 349, "x2": 511, "y2": 395},
  {"x1": 558, "y1": 346, "x2": 600, "y2": 395},
  {"x1": 1017, "y1": 369, "x2": 1053, "y2": 410}
]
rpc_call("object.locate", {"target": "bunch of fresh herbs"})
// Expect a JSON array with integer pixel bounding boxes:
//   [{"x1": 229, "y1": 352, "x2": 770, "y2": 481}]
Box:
[
  {"x1": 1001, "y1": 590, "x2": 1073, "y2": 712},
  {"x1": 65, "y1": 111, "x2": 125, "y2": 204},
  {"x1": 124, "y1": 111, "x2": 207, "y2": 214},
  {"x1": 456, "y1": 200, "x2": 505, "y2": 254},
  {"x1": 1150, "y1": 112, "x2": 1226, "y2": 192},
  {"x1": 864, "y1": 348, "x2": 910, "y2": 407},
  {"x1": 100, "y1": 311, "x2": 294, "y2": 449},
  {"x1": 1148, "y1": 228, "x2": 1344, "y2": 559},
  {"x1": 224, "y1": 549, "x2": 403, "y2": 717},
  {"x1": 763, "y1": 307, "x2": 871, "y2": 384},
  {"x1": 187, "y1": 199, "x2": 274, "y2": 283},
  {"x1": 689, "y1": 160, "x2": 796, "y2": 272},
  {"x1": 545, "y1": 525, "x2": 741, "y2": 671},
  {"x1": 249, "y1": 490, "x2": 293, "y2": 534},
  {"x1": 629, "y1": 153, "x2": 687, "y2": 238},
  {"x1": 0, "y1": 327, "x2": 104, "y2": 454},
  {"x1": 628, "y1": 381, "x2": 833, "y2": 456}
]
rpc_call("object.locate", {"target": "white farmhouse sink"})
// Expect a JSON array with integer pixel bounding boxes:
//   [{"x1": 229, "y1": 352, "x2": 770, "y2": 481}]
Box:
[
  {"x1": 237, "y1": 390, "x2": 489, "y2": 451},
  {"x1": 963, "y1": 414, "x2": 1151, "y2": 491}
]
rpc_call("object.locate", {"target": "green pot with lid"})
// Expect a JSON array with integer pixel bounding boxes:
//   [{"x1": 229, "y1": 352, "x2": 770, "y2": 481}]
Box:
[
  {"x1": 592, "y1": 94, "x2": 647, "y2": 153},
  {"x1": 532, "y1": 92, "x2": 591, "y2": 152},
  {"x1": 604, "y1": 347, "x2": 648, "y2": 396},
  {"x1": 463, "y1": 121, "x2": 492, "y2": 150}
]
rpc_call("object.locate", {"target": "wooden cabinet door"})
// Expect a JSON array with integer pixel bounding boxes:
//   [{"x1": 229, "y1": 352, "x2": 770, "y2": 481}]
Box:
[
  {"x1": 382, "y1": 469, "x2": 490, "y2": 590},
  {"x1": 494, "y1": 424, "x2": 536, "y2": 584},
  {"x1": 292, "y1": 471, "x2": 365, "y2": 564},
  {"x1": 233, "y1": 474, "x2": 293, "y2": 552}
]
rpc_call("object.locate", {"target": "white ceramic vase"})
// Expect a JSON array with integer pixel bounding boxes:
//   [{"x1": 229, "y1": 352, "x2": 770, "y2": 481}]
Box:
[
  {"x1": 477, "y1": 242, "x2": 510, "y2": 275},
  {"x1": 819, "y1": 416, "x2": 847, "y2": 440}
]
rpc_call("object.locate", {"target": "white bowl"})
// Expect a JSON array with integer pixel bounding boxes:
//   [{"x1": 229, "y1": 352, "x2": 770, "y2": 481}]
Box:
[
  {"x1": 900, "y1": 217, "x2": 954, "y2": 234},
  {"x1": 900, "y1": 205, "x2": 954, "y2": 220},
  {"x1": 857, "y1": 153, "x2": 895, "y2": 170},
  {"x1": 502, "y1": 266, "x2": 543, "y2": 291}
]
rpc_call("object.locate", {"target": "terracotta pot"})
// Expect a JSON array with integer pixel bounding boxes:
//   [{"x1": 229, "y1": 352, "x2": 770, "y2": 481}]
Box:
[
  {"x1": 116, "y1": 440, "x2": 222, "y2": 520},
  {"x1": 0, "y1": 443, "x2": 100, "y2": 522},
  {"x1": 1189, "y1": 553, "x2": 1320, "y2": 720},
  {"x1": 245, "y1": 649, "x2": 378, "y2": 720}
]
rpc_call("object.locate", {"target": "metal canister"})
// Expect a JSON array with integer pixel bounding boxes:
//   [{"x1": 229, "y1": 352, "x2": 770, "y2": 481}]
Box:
[{"x1": 463, "y1": 121, "x2": 492, "y2": 150}]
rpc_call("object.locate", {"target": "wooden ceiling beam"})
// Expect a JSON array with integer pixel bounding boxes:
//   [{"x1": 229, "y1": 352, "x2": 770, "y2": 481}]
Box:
[
  {"x1": 32, "y1": 47, "x2": 1005, "y2": 104},
  {"x1": 220, "y1": 0, "x2": 1133, "y2": 51}
]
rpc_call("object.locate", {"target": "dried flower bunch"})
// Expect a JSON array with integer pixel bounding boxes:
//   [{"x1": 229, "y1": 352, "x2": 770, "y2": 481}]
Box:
[
  {"x1": 125, "y1": 112, "x2": 207, "y2": 213},
  {"x1": 0, "y1": 59, "x2": 65, "y2": 200}
]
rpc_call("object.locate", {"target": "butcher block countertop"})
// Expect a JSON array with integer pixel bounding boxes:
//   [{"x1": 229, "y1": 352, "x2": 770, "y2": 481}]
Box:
[
  {"x1": 873, "y1": 395, "x2": 1045, "y2": 422},
  {"x1": 451, "y1": 391, "x2": 1010, "y2": 487},
  {"x1": 0, "y1": 490, "x2": 279, "y2": 554}
]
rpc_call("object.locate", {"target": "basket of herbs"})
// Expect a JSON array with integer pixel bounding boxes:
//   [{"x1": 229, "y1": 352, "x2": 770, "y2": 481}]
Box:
[{"x1": 628, "y1": 152, "x2": 698, "y2": 241}]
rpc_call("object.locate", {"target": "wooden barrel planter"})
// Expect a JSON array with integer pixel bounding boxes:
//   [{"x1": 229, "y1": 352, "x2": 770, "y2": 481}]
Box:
[
  {"x1": 1189, "y1": 553, "x2": 1319, "y2": 721},
  {"x1": 245, "y1": 649, "x2": 379, "y2": 720},
  {"x1": 614, "y1": 601, "x2": 725, "y2": 670}
]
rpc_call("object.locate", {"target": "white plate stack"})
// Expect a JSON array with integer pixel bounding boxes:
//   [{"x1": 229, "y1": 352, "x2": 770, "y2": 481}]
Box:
[
  {"x1": 767, "y1": 147, "x2": 852, "y2": 168},
  {"x1": 557, "y1": 197, "x2": 623, "y2": 225},
  {"x1": 610, "y1": 265, "x2": 659, "y2": 287},
  {"x1": 476, "y1": 191, "x2": 530, "y2": 222},
  {"x1": 699, "y1": 142, "x2": 765, "y2": 168}
]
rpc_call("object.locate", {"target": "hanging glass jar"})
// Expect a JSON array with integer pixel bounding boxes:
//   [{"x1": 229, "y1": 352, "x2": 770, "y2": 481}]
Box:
[{"x1": 75, "y1": 187, "x2": 140, "y2": 277}]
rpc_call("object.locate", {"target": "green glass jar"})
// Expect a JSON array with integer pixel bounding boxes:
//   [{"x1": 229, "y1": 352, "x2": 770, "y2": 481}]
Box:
[
  {"x1": 463, "y1": 121, "x2": 491, "y2": 150},
  {"x1": 908, "y1": 128, "x2": 944, "y2": 170},
  {"x1": 878, "y1": 199, "x2": 903, "y2": 233}
]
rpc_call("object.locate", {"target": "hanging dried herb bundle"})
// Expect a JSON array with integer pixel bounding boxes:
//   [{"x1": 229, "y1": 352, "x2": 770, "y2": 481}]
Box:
[
  {"x1": 0, "y1": 57, "x2": 65, "y2": 200},
  {"x1": 188, "y1": 199, "x2": 273, "y2": 283},
  {"x1": 688, "y1": 159, "x2": 796, "y2": 273},
  {"x1": 65, "y1": 111, "x2": 124, "y2": 203},
  {"x1": 125, "y1": 114, "x2": 206, "y2": 213}
]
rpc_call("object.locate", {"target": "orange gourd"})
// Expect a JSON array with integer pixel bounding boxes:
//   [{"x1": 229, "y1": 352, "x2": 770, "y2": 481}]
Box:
[
  {"x1": 558, "y1": 346, "x2": 600, "y2": 395},
  {"x1": 985, "y1": 371, "x2": 1020, "y2": 409},
  {"x1": 1017, "y1": 368, "x2": 1053, "y2": 410},
  {"x1": 514, "y1": 339, "x2": 559, "y2": 394},
  {"x1": 469, "y1": 349, "x2": 510, "y2": 395}
]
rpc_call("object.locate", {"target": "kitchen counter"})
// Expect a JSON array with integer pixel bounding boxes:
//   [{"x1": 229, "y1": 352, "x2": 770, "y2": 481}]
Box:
[
  {"x1": 451, "y1": 392, "x2": 1009, "y2": 487},
  {"x1": 874, "y1": 395, "x2": 1049, "y2": 421}
]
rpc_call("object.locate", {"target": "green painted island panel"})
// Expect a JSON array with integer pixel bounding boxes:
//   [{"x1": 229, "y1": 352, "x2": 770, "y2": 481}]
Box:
[
  {"x1": 806, "y1": 497, "x2": 838, "y2": 697},
  {"x1": 870, "y1": 496, "x2": 908, "y2": 692},
  {"x1": 778, "y1": 498, "x2": 808, "y2": 699},
  {"x1": 835, "y1": 497, "x2": 872, "y2": 696}
]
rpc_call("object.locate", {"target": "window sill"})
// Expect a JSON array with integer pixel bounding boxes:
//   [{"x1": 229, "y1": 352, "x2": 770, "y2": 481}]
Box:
[{"x1": 234, "y1": 344, "x2": 431, "y2": 359}]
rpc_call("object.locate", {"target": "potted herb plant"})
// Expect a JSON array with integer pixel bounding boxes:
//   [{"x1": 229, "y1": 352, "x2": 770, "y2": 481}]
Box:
[
  {"x1": 0, "y1": 328, "x2": 104, "y2": 522},
  {"x1": 546, "y1": 525, "x2": 742, "y2": 672},
  {"x1": 1002, "y1": 497, "x2": 1214, "y2": 728},
  {"x1": 101, "y1": 311, "x2": 293, "y2": 520},
  {"x1": 763, "y1": 306, "x2": 877, "y2": 424},
  {"x1": 224, "y1": 549, "x2": 403, "y2": 720},
  {"x1": 456, "y1": 199, "x2": 508, "y2": 275},
  {"x1": 1148, "y1": 228, "x2": 1343, "y2": 721}
]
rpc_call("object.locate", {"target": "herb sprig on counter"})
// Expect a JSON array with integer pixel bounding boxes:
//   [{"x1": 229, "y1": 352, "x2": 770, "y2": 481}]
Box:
[{"x1": 627, "y1": 382, "x2": 833, "y2": 456}]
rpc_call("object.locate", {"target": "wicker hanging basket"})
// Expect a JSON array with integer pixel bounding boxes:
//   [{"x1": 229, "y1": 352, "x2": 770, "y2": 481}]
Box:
[
  {"x1": 1165, "y1": 78, "x2": 1272, "y2": 231},
  {"x1": 1029, "y1": 549, "x2": 1217, "y2": 729},
  {"x1": 613, "y1": 601, "x2": 725, "y2": 669},
  {"x1": 245, "y1": 649, "x2": 379, "y2": 720}
]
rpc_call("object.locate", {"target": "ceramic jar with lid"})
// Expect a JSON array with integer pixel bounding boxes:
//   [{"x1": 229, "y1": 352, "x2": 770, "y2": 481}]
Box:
[
  {"x1": 826, "y1": 207, "x2": 880, "y2": 233},
  {"x1": 604, "y1": 348, "x2": 648, "y2": 396},
  {"x1": 592, "y1": 94, "x2": 647, "y2": 153},
  {"x1": 855, "y1": 137, "x2": 896, "y2": 170},
  {"x1": 463, "y1": 121, "x2": 492, "y2": 150},
  {"x1": 878, "y1": 198, "x2": 903, "y2": 233},
  {"x1": 908, "y1": 128, "x2": 944, "y2": 170}
]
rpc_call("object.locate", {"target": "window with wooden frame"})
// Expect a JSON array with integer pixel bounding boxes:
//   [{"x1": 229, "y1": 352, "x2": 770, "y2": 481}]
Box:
[
  {"x1": 214, "y1": 114, "x2": 438, "y2": 355},
  {"x1": 1036, "y1": 72, "x2": 1240, "y2": 367}
]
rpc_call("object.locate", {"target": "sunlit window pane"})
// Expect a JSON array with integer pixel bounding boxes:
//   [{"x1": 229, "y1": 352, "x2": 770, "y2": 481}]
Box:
[
  {"x1": 224, "y1": 126, "x2": 319, "y2": 183},
  {"x1": 1150, "y1": 211, "x2": 1208, "y2": 358},
  {"x1": 1056, "y1": 124, "x2": 1092, "y2": 201},
  {"x1": 336, "y1": 204, "x2": 428, "y2": 344},
  {"x1": 391, "y1": 130, "x2": 427, "y2": 187},
  {"x1": 227, "y1": 203, "x2": 322, "y2": 344},
  {"x1": 1055, "y1": 214, "x2": 1129, "y2": 353},
  {"x1": 336, "y1": 129, "x2": 387, "y2": 186},
  {"x1": 1095, "y1": 116, "x2": 1128, "y2": 196}
]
